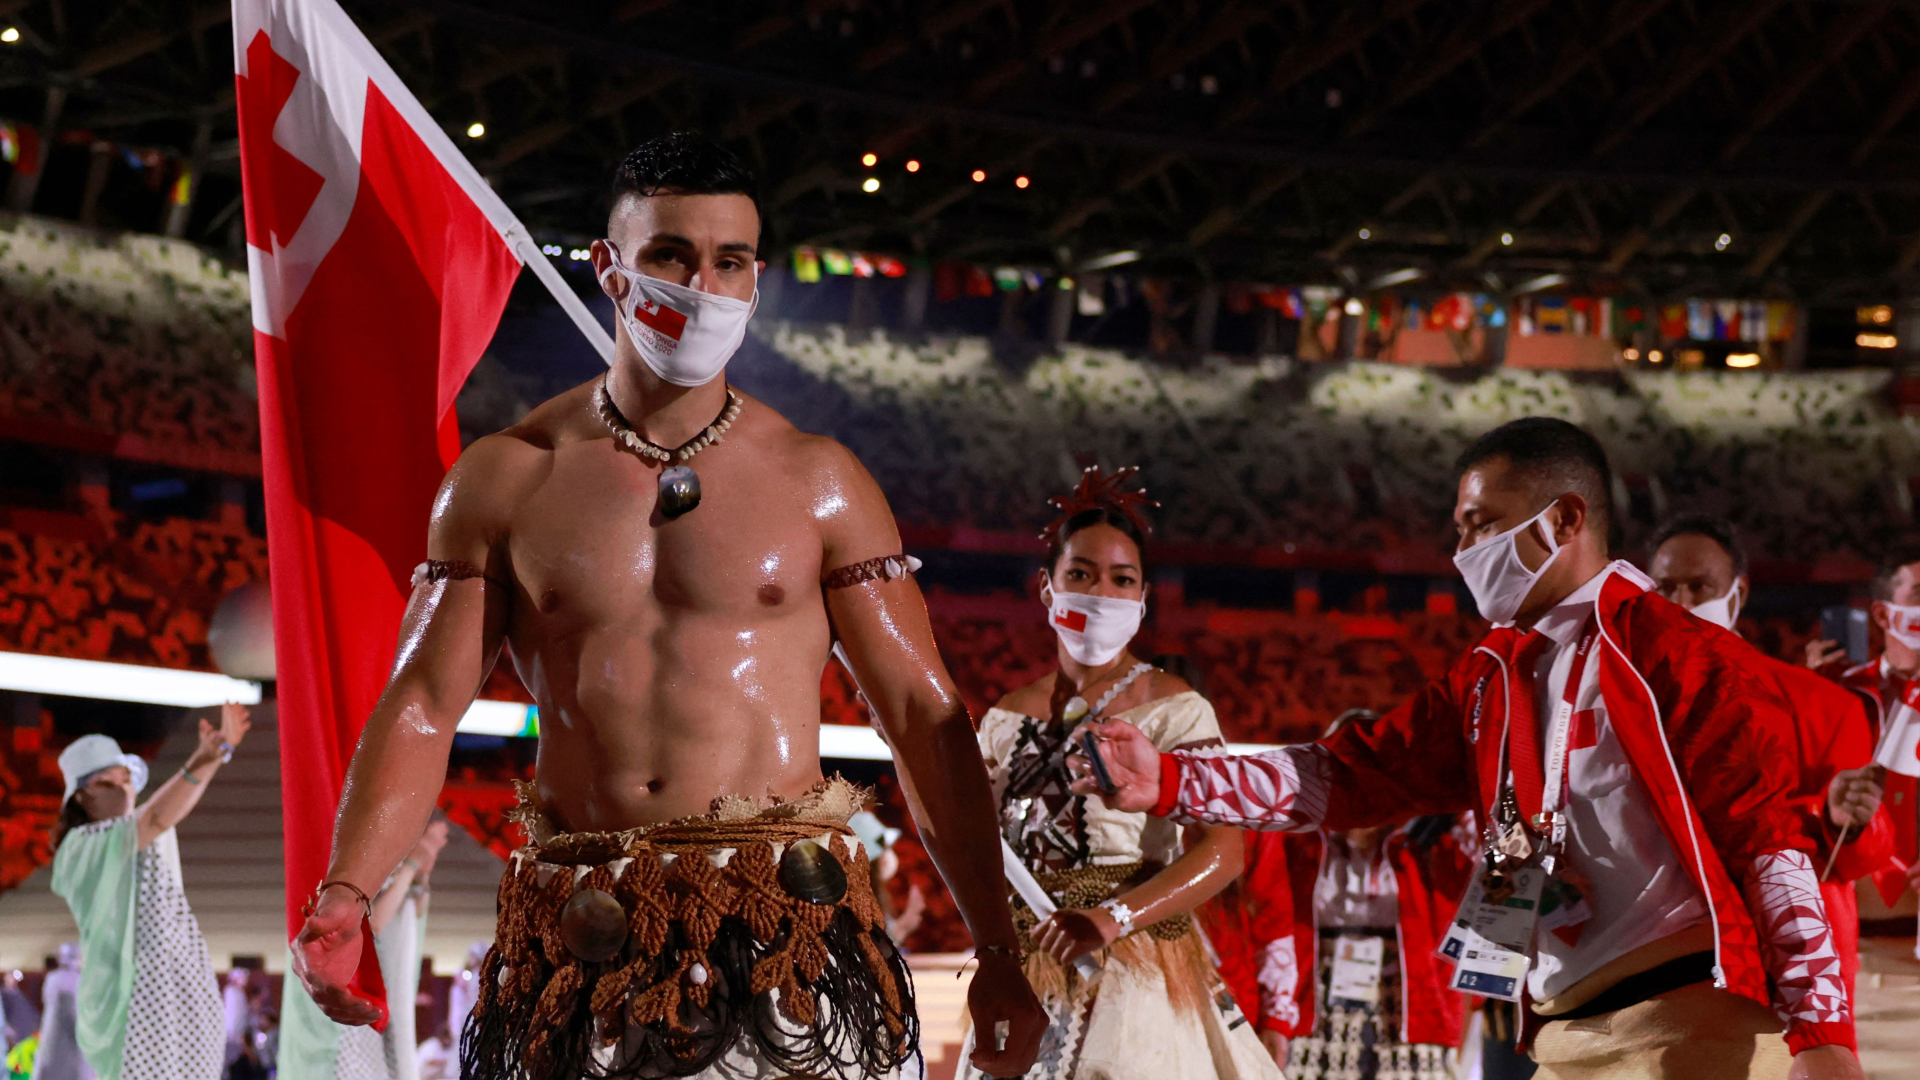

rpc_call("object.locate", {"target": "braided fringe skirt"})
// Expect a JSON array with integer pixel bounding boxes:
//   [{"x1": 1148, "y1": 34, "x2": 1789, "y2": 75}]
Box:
[{"x1": 461, "y1": 779, "x2": 918, "y2": 1080}]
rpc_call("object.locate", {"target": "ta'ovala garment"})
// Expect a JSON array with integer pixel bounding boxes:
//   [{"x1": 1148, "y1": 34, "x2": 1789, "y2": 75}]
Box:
[
  {"x1": 51, "y1": 818, "x2": 224, "y2": 1080},
  {"x1": 962, "y1": 691, "x2": 1282, "y2": 1080}
]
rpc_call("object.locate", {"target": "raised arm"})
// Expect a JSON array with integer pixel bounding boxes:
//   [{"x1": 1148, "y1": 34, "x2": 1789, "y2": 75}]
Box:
[
  {"x1": 810, "y1": 440, "x2": 1044, "y2": 1078},
  {"x1": 136, "y1": 702, "x2": 252, "y2": 848},
  {"x1": 292, "y1": 437, "x2": 526, "y2": 1025}
]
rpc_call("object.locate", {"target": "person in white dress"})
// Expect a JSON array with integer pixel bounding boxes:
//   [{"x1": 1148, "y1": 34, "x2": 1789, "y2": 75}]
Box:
[
  {"x1": 958, "y1": 466, "x2": 1281, "y2": 1080},
  {"x1": 47, "y1": 704, "x2": 253, "y2": 1080}
]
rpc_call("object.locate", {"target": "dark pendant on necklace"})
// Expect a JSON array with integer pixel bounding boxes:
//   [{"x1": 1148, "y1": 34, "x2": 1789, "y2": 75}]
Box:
[{"x1": 658, "y1": 465, "x2": 701, "y2": 519}]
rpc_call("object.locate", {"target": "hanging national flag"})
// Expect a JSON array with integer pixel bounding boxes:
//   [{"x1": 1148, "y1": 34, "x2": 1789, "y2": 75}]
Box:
[
  {"x1": 232, "y1": 0, "x2": 610, "y2": 1024},
  {"x1": 1767, "y1": 301, "x2": 1796, "y2": 342},
  {"x1": 790, "y1": 247, "x2": 821, "y2": 284},
  {"x1": 820, "y1": 248, "x2": 853, "y2": 275}
]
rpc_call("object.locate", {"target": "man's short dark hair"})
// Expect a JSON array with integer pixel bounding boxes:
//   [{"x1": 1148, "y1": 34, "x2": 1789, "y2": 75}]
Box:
[
  {"x1": 1650, "y1": 514, "x2": 1747, "y2": 576},
  {"x1": 610, "y1": 133, "x2": 758, "y2": 218},
  {"x1": 1455, "y1": 417, "x2": 1613, "y2": 531},
  {"x1": 1871, "y1": 543, "x2": 1920, "y2": 600}
]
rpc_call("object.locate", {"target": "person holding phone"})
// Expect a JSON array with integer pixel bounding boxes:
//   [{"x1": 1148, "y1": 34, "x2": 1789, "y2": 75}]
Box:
[
  {"x1": 958, "y1": 466, "x2": 1279, "y2": 1080},
  {"x1": 1805, "y1": 546, "x2": 1920, "y2": 910}
]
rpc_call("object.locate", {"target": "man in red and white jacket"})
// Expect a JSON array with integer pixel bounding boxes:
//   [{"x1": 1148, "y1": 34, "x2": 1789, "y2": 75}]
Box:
[
  {"x1": 1649, "y1": 515, "x2": 1896, "y2": 1007},
  {"x1": 1074, "y1": 418, "x2": 1861, "y2": 1080},
  {"x1": 1806, "y1": 547, "x2": 1920, "y2": 908}
]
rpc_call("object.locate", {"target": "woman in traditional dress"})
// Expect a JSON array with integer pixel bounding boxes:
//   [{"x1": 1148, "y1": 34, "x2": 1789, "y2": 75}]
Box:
[
  {"x1": 48, "y1": 703, "x2": 252, "y2": 1080},
  {"x1": 958, "y1": 466, "x2": 1281, "y2": 1080}
]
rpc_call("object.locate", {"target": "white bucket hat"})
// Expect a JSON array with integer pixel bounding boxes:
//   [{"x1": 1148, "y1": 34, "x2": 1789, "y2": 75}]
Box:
[{"x1": 58, "y1": 735, "x2": 150, "y2": 803}]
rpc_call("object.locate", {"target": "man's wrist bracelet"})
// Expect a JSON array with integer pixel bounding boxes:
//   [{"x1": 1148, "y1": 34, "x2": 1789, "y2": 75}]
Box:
[
  {"x1": 304, "y1": 880, "x2": 373, "y2": 921},
  {"x1": 975, "y1": 943, "x2": 1020, "y2": 962}
]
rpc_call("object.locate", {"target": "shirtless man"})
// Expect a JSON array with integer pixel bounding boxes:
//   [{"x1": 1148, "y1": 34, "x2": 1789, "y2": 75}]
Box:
[{"x1": 290, "y1": 133, "x2": 1044, "y2": 1078}]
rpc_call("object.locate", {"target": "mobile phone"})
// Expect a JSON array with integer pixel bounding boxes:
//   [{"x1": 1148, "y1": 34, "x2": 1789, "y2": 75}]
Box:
[
  {"x1": 1079, "y1": 730, "x2": 1118, "y2": 795},
  {"x1": 1819, "y1": 606, "x2": 1870, "y2": 664}
]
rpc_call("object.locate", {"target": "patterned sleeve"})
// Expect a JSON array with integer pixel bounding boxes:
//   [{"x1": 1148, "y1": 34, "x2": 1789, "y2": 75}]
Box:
[
  {"x1": 1151, "y1": 672, "x2": 1475, "y2": 830},
  {"x1": 1742, "y1": 849, "x2": 1854, "y2": 1054}
]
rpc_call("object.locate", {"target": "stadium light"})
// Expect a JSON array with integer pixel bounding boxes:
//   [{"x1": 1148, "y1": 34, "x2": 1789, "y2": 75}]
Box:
[
  {"x1": 1081, "y1": 249, "x2": 1142, "y2": 271},
  {"x1": 1357, "y1": 227, "x2": 1371, "y2": 240},
  {"x1": 1726, "y1": 352, "x2": 1761, "y2": 368},
  {"x1": 971, "y1": 169, "x2": 987, "y2": 182},
  {"x1": 1, "y1": 27, "x2": 19, "y2": 43},
  {"x1": 861, "y1": 152, "x2": 878, "y2": 167},
  {"x1": 862, "y1": 177, "x2": 881, "y2": 193},
  {"x1": 1363, "y1": 268, "x2": 1425, "y2": 291},
  {"x1": 1500, "y1": 232, "x2": 1513, "y2": 246},
  {"x1": 0, "y1": 653, "x2": 261, "y2": 708},
  {"x1": 1511, "y1": 273, "x2": 1567, "y2": 296},
  {"x1": 466, "y1": 122, "x2": 485, "y2": 139},
  {"x1": 1858, "y1": 332, "x2": 1898, "y2": 349},
  {"x1": 906, "y1": 159, "x2": 921, "y2": 172},
  {"x1": 1715, "y1": 233, "x2": 1732, "y2": 251},
  {"x1": 1015, "y1": 175, "x2": 1031, "y2": 189}
]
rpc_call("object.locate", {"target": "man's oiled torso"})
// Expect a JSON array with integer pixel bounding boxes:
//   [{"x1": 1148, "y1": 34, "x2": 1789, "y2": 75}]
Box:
[{"x1": 498, "y1": 400, "x2": 840, "y2": 833}]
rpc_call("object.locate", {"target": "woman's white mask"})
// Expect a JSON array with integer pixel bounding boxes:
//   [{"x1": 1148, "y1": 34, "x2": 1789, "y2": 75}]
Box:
[
  {"x1": 1042, "y1": 580, "x2": 1144, "y2": 667},
  {"x1": 1688, "y1": 583, "x2": 1743, "y2": 631},
  {"x1": 1452, "y1": 498, "x2": 1564, "y2": 628},
  {"x1": 599, "y1": 244, "x2": 758, "y2": 388}
]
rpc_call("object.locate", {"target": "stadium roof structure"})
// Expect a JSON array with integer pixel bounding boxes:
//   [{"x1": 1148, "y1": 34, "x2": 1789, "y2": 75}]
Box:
[{"x1": 8, "y1": 0, "x2": 1920, "y2": 301}]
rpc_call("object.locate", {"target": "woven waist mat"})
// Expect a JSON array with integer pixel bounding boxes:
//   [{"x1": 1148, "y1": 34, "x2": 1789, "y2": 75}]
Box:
[
  {"x1": 1007, "y1": 860, "x2": 1193, "y2": 945},
  {"x1": 463, "y1": 778, "x2": 918, "y2": 1080}
]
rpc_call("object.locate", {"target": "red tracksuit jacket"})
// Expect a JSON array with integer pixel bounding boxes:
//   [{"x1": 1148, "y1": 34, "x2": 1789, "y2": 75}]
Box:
[
  {"x1": 1829, "y1": 657, "x2": 1918, "y2": 906},
  {"x1": 1151, "y1": 564, "x2": 1853, "y2": 1054}
]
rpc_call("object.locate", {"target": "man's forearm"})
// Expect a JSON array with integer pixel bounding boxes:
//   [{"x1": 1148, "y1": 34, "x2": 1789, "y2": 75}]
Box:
[
  {"x1": 887, "y1": 706, "x2": 1021, "y2": 951},
  {"x1": 324, "y1": 698, "x2": 458, "y2": 897},
  {"x1": 1744, "y1": 849, "x2": 1854, "y2": 1054},
  {"x1": 1155, "y1": 746, "x2": 1332, "y2": 832}
]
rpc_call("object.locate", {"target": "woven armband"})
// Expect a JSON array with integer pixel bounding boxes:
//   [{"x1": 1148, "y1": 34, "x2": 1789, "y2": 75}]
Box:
[{"x1": 822, "y1": 553, "x2": 923, "y2": 590}]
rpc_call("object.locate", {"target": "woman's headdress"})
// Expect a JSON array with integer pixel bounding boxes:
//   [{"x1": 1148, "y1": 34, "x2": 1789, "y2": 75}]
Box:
[{"x1": 1040, "y1": 464, "x2": 1160, "y2": 547}]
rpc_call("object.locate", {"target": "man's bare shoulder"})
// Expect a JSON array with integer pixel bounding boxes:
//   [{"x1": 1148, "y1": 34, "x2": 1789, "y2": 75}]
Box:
[
  {"x1": 435, "y1": 380, "x2": 598, "y2": 534},
  {"x1": 736, "y1": 393, "x2": 895, "y2": 533}
]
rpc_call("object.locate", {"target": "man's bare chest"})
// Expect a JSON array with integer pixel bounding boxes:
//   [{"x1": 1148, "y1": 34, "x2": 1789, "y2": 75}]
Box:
[{"x1": 505, "y1": 447, "x2": 824, "y2": 622}]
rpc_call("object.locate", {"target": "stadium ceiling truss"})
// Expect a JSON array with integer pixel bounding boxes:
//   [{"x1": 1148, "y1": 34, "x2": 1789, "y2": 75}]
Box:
[{"x1": 10, "y1": 0, "x2": 1920, "y2": 300}]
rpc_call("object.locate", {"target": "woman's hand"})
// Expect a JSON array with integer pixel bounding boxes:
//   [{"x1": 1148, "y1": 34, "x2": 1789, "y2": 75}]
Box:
[
  {"x1": 409, "y1": 819, "x2": 450, "y2": 881},
  {"x1": 1032, "y1": 906, "x2": 1123, "y2": 965},
  {"x1": 1259, "y1": 1029, "x2": 1289, "y2": 1067},
  {"x1": 193, "y1": 702, "x2": 252, "y2": 767}
]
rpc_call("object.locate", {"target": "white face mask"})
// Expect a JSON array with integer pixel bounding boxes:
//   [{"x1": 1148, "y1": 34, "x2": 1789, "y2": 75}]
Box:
[
  {"x1": 1687, "y1": 582, "x2": 1743, "y2": 631},
  {"x1": 1886, "y1": 602, "x2": 1920, "y2": 650},
  {"x1": 599, "y1": 244, "x2": 758, "y2": 387},
  {"x1": 1042, "y1": 580, "x2": 1144, "y2": 667},
  {"x1": 1453, "y1": 498, "x2": 1563, "y2": 628}
]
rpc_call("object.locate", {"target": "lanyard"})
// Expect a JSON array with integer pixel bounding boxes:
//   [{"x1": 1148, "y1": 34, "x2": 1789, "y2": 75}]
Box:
[{"x1": 1507, "y1": 619, "x2": 1597, "y2": 848}]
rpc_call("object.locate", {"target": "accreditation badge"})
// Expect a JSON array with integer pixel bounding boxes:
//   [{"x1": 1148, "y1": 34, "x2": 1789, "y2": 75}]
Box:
[{"x1": 1442, "y1": 864, "x2": 1544, "y2": 1002}]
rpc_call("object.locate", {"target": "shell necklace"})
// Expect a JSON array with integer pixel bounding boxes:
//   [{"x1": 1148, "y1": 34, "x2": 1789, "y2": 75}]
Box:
[
  {"x1": 1059, "y1": 661, "x2": 1155, "y2": 725},
  {"x1": 593, "y1": 374, "x2": 743, "y2": 520}
]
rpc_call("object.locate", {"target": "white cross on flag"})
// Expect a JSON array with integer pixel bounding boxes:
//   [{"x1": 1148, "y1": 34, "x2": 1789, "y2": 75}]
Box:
[
  {"x1": 1875, "y1": 680, "x2": 1920, "y2": 778},
  {"x1": 230, "y1": 0, "x2": 608, "y2": 1024}
]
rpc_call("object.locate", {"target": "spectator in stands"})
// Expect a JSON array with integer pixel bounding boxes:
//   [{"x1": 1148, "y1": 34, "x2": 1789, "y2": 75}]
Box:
[
  {"x1": 279, "y1": 817, "x2": 447, "y2": 1080},
  {"x1": 1075, "y1": 418, "x2": 1865, "y2": 1080},
  {"x1": 48, "y1": 703, "x2": 251, "y2": 1080},
  {"x1": 960, "y1": 466, "x2": 1278, "y2": 1080},
  {"x1": 1649, "y1": 516, "x2": 1893, "y2": 1007},
  {"x1": 0, "y1": 970, "x2": 33, "y2": 1055}
]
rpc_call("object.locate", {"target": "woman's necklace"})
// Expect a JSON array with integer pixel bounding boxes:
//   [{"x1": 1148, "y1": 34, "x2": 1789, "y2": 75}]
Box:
[
  {"x1": 593, "y1": 374, "x2": 743, "y2": 520},
  {"x1": 1059, "y1": 661, "x2": 1155, "y2": 724}
]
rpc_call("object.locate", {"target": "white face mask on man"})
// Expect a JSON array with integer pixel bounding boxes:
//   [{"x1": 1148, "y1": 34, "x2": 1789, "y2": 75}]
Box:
[
  {"x1": 1884, "y1": 602, "x2": 1920, "y2": 650},
  {"x1": 599, "y1": 243, "x2": 758, "y2": 387},
  {"x1": 1687, "y1": 583, "x2": 1743, "y2": 631},
  {"x1": 1041, "y1": 580, "x2": 1144, "y2": 667},
  {"x1": 1453, "y1": 498, "x2": 1564, "y2": 628}
]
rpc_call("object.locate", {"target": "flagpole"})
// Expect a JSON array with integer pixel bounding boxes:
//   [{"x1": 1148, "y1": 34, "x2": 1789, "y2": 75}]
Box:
[{"x1": 505, "y1": 225, "x2": 614, "y2": 364}]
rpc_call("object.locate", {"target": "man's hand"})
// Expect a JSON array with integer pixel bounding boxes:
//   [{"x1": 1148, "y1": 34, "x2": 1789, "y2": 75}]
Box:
[
  {"x1": 1259, "y1": 1029, "x2": 1289, "y2": 1067},
  {"x1": 1065, "y1": 720, "x2": 1164, "y2": 812},
  {"x1": 1788, "y1": 1045, "x2": 1863, "y2": 1080},
  {"x1": 292, "y1": 887, "x2": 384, "y2": 1026},
  {"x1": 1827, "y1": 765, "x2": 1885, "y2": 830},
  {"x1": 1805, "y1": 639, "x2": 1848, "y2": 670},
  {"x1": 1033, "y1": 907, "x2": 1122, "y2": 965},
  {"x1": 966, "y1": 952, "x2": 1046, "y2": 1077}
]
